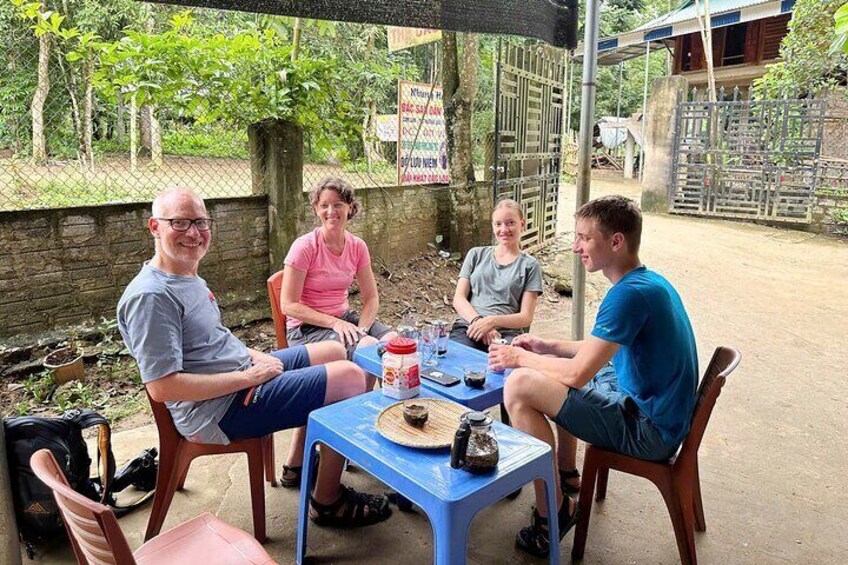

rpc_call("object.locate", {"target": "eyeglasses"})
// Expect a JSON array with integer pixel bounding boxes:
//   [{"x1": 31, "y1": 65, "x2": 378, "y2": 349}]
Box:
[{"x1": 156, "y1": 218, "x2": 214, "y2": 232}]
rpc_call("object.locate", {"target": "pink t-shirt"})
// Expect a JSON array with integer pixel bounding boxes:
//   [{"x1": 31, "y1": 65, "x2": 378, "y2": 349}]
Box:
[{"x1": 283, "y1": 228, "x2": 371, "y2": 329}]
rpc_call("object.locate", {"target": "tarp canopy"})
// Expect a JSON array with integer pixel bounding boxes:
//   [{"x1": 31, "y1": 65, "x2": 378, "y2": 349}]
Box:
[
  {"x1": 574, "y1": 0, "x2": 794, "y2": 64},
  {"x1": 141, "y1": 0, "x2": 580, "y2": 49}
]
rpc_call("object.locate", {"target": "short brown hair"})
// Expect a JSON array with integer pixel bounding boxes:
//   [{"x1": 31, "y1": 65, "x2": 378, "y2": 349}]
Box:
[
  {"x1": 575, "y1": 195, "x2": 642, "y2": 253},
  {"x1": 310, "y1": 177, "x2": 359, "y2": 220}
]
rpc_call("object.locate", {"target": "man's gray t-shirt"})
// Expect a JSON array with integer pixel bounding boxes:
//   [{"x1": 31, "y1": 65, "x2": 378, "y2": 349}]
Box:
[
  {"x1": 458, "y1": 246, "x2": 544, "y2": 329},
  {"x1": 117, "y1": 263, "x2": 250, "y2": 445}
]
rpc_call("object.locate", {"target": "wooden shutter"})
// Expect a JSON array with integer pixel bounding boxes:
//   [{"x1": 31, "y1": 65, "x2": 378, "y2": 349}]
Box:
[
  {"x1": 711, "y1": 28, "x2": 726, "y2": 68},
  {"x1": 761, "y1": 14, "x2": 790, "y2": 61},
  {"x1": 690, "y1": 32, "x2": 705, "y2": 71},
  {"x1": 744, "y1": 20, "x2": 761, "y2": 64}
]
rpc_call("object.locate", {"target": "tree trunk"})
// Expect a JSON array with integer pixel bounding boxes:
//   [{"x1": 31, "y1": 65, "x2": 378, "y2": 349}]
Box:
[
  {"x1": 116, "y1": 96, "x2": 126, "y2": 143},
  {"x1": 292, "y1": 18, "x2": 302, "y2": 61},
  {"x1": 82, "y1": 62, "x2": 94, "y2": 170},
  {"x1": 150, "y1": 105, "x2": 162, "y2": 168},
  {"x1": 31, "y1": 29, "x2": 50, "y2": 164},
  {"x1": 129, "y1": 92, "x2": 138, "y2": 173},
  {"x1": 442, "y1": 32, "x2": 480, "y2": 253},
  {"x1": 140, "y1": 105, "x2": 152, "y2": 157}
]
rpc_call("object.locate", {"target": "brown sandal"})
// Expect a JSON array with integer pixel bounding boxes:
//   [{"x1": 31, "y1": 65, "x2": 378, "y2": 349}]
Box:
[
  {"x1": 515, "y1": 499, "x2": 580, "y2": 557},
  {"x1": 309, "y1": 485, "x2": 391, "y2": 528}
]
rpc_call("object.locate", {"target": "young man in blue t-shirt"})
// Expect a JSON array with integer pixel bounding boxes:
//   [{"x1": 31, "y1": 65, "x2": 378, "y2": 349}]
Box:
[{"x1": 490, "y1": 195, "x2": 698, "y2": 557}]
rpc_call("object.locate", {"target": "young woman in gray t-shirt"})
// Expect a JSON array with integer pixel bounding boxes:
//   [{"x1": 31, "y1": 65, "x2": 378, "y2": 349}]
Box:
[{"x1": 451, "y1": 199, "x2": 544, "y2": 351}]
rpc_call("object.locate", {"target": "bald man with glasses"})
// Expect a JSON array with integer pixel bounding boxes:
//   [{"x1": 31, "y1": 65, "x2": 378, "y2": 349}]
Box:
[{"x1": 116, "y1": 187, "x2": 393, "y2": 530}]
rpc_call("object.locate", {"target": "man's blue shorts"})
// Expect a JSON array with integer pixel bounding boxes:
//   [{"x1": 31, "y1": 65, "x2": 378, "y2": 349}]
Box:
[
  {"x1": 218, "y1": 345, "x2": 327, "y2": 441},
  {"x1": 554, "y1": 364, "x2": 678, "y2": 461}
]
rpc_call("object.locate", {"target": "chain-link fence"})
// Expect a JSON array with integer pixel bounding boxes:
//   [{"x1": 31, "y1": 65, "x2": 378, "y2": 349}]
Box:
[{"x1": 1, "y1": 4, "x2": 495, "y2": 213}]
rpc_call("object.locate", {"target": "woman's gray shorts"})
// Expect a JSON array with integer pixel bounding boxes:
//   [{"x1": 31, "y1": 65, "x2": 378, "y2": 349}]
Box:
[{"x1": 286, "y1": 310, "x2": 392, "y2": 359}]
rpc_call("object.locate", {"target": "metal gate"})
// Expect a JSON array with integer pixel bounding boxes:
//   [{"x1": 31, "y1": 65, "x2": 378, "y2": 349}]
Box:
[
  {"x1": 670, "y1": 89, "x2": 826, "y2": 223},
  {"x1": 494, "y1": 44, "x2": 566, "y2": 248}
]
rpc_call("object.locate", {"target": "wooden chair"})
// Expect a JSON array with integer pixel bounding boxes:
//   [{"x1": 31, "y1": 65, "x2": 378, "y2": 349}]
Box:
[
  {"x1": 267, "y1": 270, "x2": 288, "y2": 349},
  {"x1": 30, "y1": 449, "x2": 277, "y2": 565},
  {"x1": 144, "y1": 393, "x2": 277, "y2": 542},
  {"x1": 572, "y1": 346, "x2": 742, "y2": 565}
]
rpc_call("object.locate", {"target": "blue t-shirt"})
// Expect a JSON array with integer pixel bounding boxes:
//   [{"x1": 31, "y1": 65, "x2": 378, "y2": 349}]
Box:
[{"x1": 591, "y1": 266, "x2": 698, "y2": 447}]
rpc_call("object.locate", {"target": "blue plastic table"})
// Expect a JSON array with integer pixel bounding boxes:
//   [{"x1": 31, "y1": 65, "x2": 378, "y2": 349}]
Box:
[
  {"x1": 295, "y1": 389, "x2": 560, "y2": 565},
  {"x1": 353, "y1": 341, "x2": 512, "y2": 412}
]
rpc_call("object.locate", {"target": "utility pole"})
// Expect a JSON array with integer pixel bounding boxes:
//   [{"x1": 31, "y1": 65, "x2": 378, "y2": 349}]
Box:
[{"x1": 571, "y1": 0, "x2": 601, "y2": 340}]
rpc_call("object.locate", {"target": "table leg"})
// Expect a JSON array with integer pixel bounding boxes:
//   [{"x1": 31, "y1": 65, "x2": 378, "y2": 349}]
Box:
[
  {"x1": 500, "y1": 402, "x2": 511, "y2": 426},
  {"x1": 432, "y1": 504, "x2": 471, "y2": 565},
  {"x1": 296, "y1": 439, "x2": 319, "y2": 564},
  {"x1": 543, "y1": 467, "x2": 561, "y2": 565}
]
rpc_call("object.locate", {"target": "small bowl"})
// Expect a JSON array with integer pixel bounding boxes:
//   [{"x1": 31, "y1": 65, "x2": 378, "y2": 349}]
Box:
[
  {"x1": 402, "y1": 402, "x2": 429, "y2": 427},
  {"x1": 463, "y1": 370, "x2": 486, "y2": 389}
]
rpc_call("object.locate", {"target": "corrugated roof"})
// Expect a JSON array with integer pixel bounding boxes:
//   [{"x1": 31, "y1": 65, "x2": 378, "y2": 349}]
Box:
[{"x1": 634, "y1": 0, "x2": 777, "y2": 32}]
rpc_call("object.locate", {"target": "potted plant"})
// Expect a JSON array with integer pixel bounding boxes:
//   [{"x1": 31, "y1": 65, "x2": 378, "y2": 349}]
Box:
[{"x1": 44, "y1": 344, "x2": 84, "y2": 385}]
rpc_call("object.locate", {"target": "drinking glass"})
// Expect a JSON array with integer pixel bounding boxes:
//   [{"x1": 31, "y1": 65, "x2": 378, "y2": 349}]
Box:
[
  {"x1": 419, "y1": 324, "x2": 438, "y2": 367},
  {"x1": 397, "y1": 313, "x2": 419, "y2": 340}
]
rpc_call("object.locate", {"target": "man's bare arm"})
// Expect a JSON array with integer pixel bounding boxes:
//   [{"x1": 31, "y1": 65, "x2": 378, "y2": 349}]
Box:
[
  {"x1": 490, "y1": 336, "x2": 619, "y2": 389},
  {"x1": 145, "y1": 362, "x2": 280, "y2": 403}
]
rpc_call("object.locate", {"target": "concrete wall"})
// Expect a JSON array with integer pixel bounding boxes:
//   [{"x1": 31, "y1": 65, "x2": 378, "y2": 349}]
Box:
[
  {"x1": 0, "y1": 197, "x2": 269, "y2": 339},
  {"x1": 641, "y1": 76, "x2": 688, "y2": 213}
]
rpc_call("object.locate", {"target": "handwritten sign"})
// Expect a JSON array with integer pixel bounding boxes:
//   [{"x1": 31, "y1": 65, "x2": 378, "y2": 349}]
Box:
[
  {"x1": 397, "y1": 80, "x2": 450, "y2": 186},
  {"x1": 387, "y1": 27, "x2": 442, "y2": 52}
]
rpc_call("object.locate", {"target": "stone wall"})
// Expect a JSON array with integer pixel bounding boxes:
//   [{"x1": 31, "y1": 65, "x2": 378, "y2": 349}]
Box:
[
  {"x1": 0, "y1": 197, "x2": 269, "y2": 340},
  {"x1": 0, "y1": 181, "x2": 494, "y2": 340}
]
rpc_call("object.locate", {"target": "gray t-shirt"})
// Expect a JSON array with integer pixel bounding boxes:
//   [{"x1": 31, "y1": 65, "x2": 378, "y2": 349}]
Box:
[
  {"x1": 458, "y1": 246, "x2": 544, "y2": 329},
  {"x1": 117, "y1": 263, "x2": 251, "y2": 445}
]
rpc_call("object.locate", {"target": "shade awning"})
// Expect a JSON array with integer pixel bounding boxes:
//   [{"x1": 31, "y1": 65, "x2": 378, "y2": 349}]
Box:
[{"x1": 140, "y1": 0, "x2": 580, "y2": 49}]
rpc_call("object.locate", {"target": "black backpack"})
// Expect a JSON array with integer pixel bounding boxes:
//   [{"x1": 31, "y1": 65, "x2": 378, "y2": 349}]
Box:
[{"x1": 4, "y1": 409, "x2": 156, "y2": 557}]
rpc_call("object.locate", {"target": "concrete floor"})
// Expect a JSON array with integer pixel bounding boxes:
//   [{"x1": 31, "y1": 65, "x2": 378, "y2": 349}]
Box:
[{"x1": 31, "y1": 174, "x2": 848, "y2": 564}]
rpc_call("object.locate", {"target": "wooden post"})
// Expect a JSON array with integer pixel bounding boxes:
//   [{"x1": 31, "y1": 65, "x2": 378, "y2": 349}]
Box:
[{"x1": 624, "y1": 131, "x2": 636, "y2": 179}]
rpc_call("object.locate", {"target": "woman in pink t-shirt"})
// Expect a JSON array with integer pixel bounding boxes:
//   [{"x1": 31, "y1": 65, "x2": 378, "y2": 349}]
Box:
[{"x1": 281, "y1": 177, "x2": 396, "y2": 361}]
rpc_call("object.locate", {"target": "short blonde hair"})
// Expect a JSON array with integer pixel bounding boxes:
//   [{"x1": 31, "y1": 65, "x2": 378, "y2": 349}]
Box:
[{"x1": 493, "y1": 198, "x2": 524, "y2": 221}]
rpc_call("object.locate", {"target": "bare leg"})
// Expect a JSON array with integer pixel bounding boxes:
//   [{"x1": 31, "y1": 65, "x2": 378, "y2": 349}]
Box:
[
  {"x1": 556, "y1": 425, "x2": 581, "y2": 490},
  {"x1": 311, "y1": 360, "x2": 367, "y2": 504},
  {"x1": 284, "y1": 341, "x2": 348, "y2": 470},
  {"x1": 504, "y1": 368, "x2": 572, "y2": 519}
]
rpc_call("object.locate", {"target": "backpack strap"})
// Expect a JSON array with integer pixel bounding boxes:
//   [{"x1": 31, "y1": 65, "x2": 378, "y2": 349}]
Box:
[{"x1": 64, "y1": 410, "x2": 115, "y2": 505}]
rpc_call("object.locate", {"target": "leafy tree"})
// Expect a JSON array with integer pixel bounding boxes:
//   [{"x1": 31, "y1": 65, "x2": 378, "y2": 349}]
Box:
[{"x1": 754, "y1": 0, "x2": 848, "y2": 99}]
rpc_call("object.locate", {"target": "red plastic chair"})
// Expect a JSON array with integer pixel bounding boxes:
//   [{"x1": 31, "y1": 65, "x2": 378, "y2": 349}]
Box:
[
  {"x1": 267, "y1": 270, "x2": 288, "y2": 349},
  {"x1": 144, "y1": 393, "x2": 277, "y2": 542},
  {"x1": 30, "y1": 449, "x2": 277, "y2": 565},
  {"x1": 572, "y1": 346, "x2": 742, "y2": 565}
]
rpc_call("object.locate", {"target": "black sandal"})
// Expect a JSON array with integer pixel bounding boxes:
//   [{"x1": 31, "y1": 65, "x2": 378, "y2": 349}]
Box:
[
  {"x1": 309, "y1": 485, "x2": 392, "y2": 528},
  {"x1": 560, "y1": 467, "x2": 581, "y2": 496},
  {"x1": 280, "y1": 465, "x2": 302, "y2": 488},
  {"x1": 515, "y1": 499, "x2": 580, "y2": 557}
]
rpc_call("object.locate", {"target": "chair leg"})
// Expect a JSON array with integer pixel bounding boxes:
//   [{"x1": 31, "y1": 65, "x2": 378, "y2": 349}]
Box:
[
  {"x1": 247, "y1": 445, "x2": 268, "y2": 543},
  {"x1": 176, "y1": 460, "x2": 191, "y2": 491},
  {"x1": 571, "y1": 454, "x2": 599, "y2": 560},
  {"x1": 693, "y1": 460, "x2": 706, "y2": 532},
  {"x1": 595, "y1": 467, "x2": 609, "y2": 502},
  {"x1": 145, "y1": 447, "x2": 185, "y2": 541},
  {"x1": 658, "y1": 476, "x2": 697, "y2": 565},
  {"x1": 262, "y1": 435, "x2": 278, "y2": 487}
]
